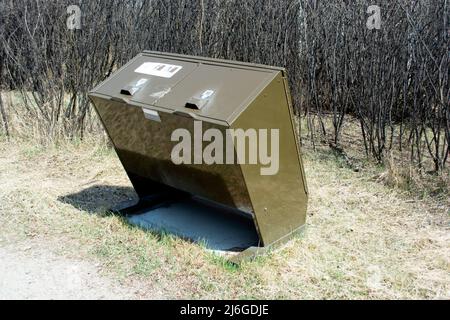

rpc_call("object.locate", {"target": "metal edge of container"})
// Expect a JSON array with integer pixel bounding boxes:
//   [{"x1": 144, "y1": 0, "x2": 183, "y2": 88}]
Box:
[
  {"x1": 142, "y1": 51, "x2": 287, "y2": 73},
  {"x1": 224, "y1": 224, "x2": 306, "y2": 264}
]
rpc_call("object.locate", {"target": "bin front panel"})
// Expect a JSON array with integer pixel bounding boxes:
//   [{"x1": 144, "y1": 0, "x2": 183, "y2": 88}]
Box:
[{"x1": 90, "y1": 96, "x2": 254, "y2": 214}]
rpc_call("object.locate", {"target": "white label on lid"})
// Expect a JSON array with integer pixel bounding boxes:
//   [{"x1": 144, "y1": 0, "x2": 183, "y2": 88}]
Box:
[{"x1": 135, "y1": 62, "x2": 183, "y2": 78}]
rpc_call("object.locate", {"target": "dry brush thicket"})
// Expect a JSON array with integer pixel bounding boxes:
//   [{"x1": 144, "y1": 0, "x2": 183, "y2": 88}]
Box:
[{"x1": 0, "y1": 0, "x2": 448, "y2": 172}]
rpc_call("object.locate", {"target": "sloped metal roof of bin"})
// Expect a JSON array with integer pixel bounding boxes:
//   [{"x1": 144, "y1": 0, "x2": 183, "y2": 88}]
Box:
[{"x1": 91, "y1": 51, "x2": 283, "y2": 125}]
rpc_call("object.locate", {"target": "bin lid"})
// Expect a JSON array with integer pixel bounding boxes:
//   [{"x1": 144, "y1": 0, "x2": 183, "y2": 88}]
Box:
[
  {"x1": 91, "y1": 52, "x2": 282, "y2": 124},
  {"x1": 93, "y1": 54, "x2": 199, "y2": 107}
]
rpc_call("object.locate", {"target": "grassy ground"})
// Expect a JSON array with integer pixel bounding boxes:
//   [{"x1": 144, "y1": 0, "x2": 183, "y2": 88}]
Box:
[{"x1": 0, "y1": 135, "x2": 448, "y2": 299}]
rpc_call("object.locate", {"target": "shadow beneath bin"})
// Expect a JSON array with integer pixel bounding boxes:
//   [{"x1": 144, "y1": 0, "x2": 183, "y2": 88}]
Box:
[
  {"x1": 59, "y1": 185, "x2": 259, "y2": 252},
  {"x1": 58, "y1": 185, "x2": 138, "y2": 214}
]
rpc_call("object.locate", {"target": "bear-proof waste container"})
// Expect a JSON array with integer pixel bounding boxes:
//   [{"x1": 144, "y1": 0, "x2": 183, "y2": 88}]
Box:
[{"x1": 89, "y1": 51, "x2": 308, "y2": 261}]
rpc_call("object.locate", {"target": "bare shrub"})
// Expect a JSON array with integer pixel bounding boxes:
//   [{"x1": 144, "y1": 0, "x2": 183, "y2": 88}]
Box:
[{"x1": 0, "y1": 0, "x2": 448, "y2": 172}]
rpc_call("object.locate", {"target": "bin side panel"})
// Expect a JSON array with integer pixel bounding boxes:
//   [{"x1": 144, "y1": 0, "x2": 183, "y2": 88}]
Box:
[
  {"x1": 89, "y1": 96, "x2": 254, "y2": 214},
  {"x1": 231, "y1": 73, "x2": 308, "y2": 246}
]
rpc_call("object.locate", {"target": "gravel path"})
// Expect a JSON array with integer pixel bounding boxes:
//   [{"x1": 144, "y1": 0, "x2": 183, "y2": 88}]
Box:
[{"x1": 0, "y1": 243, "x2": 136, "y2": 300}]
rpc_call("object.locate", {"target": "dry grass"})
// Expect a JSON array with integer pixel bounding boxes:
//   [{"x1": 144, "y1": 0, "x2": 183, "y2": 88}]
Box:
[
  {"x1": 0, "y1": 132, "x2": 448, "y2": 299},
  {"x1": 299, "y1": 115, "x2": 450, "y2": 200},
  {"x1": 0, "y1": 92, "x2": 105, "y2": 145}
]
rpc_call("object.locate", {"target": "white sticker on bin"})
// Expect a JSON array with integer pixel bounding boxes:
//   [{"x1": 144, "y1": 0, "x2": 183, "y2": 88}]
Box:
[{"x1": 135, "y1": 62, "x2": 183, "y2": 78}]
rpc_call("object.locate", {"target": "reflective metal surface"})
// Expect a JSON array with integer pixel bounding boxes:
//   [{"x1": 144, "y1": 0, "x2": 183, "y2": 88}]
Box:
[{"x1": 89, "y1": 51, "x2": 308, "y2": 249}]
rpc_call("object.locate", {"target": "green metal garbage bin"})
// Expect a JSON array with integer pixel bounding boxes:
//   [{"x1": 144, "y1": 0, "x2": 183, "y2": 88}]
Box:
[{"x1": 88, "y1": 51, "x2": 308, "y2": 261}]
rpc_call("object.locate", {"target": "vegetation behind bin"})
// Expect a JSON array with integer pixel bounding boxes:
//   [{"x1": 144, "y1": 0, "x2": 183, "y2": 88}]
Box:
[{"x1": 0, "y1": 0, "x2": 448, "y2": 173}]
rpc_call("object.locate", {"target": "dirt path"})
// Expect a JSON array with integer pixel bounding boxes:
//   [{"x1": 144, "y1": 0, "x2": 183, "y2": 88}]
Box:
[{"x1": 0, "y1": 241, "x2": 136, "y2": 300}]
